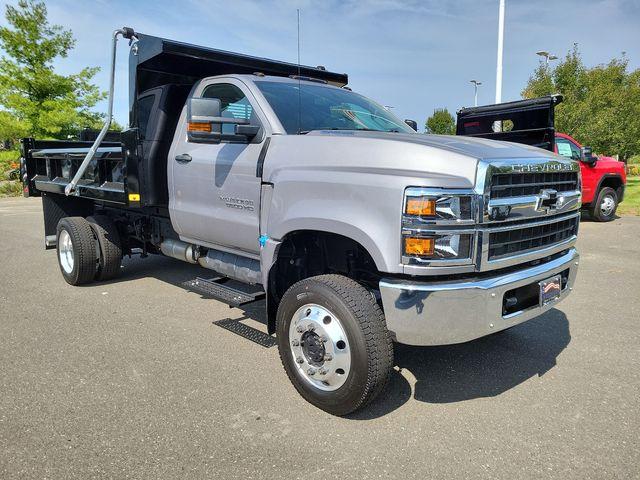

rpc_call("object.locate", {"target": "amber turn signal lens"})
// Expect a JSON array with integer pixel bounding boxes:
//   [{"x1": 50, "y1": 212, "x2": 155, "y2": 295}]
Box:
[
  {"x1": 188, "y1": 122, "x2": 211, "y2": 132},
  {"x1": 406, "y1": 197, "x2": 436, "y2": 216},
  {"x1": 404, "y1": 237, "x2": 435, "y2": 256}
]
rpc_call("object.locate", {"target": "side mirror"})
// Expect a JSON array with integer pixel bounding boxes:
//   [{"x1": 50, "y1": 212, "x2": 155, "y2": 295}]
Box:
[
  {"x1": 580, "y1": 146, "x2": 598, "y2": 166},
  {"x1": 187, "y1": 97, "x2": 256, "y2": 143},
  {"x1": 404, "y1": 119, "x2": 418, "y2": 131}
]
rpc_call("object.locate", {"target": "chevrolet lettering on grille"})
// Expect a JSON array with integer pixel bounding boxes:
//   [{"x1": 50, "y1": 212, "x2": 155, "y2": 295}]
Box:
[{"x1": 509, "y1": 163, "x2": 575, "y2": 173}]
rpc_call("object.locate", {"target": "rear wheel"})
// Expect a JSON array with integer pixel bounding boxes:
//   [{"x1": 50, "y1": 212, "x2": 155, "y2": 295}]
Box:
[
  {"x1": 590, "y1": 187, "x2": 618, "y2": 222},
  {"x1": 87, "y1": 215, "x2": 122, "y2": 281},
  {"x1": 56, "y1": 217, "x2": 97, "y2": 285},
  {"x1": 276, "y1": 274, "x2": 393, "y2": 416}
]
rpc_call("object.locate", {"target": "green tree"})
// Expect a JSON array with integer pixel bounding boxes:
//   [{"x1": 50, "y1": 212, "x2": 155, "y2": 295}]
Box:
[
  {"x1": 0, "y1": 0, "x2": 105, "y2": 141},
  {"x1": 425, "y1": 108, "x2": 455, "y2": 135},
  {"x1": 522, "y1": 44, "x2": 640, "y2": 159}
]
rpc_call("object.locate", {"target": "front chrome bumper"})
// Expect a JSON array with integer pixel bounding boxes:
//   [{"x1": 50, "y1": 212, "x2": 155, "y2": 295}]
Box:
[{"x1": 379, "y1": 248, "x2": 579, "y2": 346}]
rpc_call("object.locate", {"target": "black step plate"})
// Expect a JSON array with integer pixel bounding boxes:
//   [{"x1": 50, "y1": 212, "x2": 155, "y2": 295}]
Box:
[{"x1": 182, "y1": 277, "x2": 265, "y2": 307}]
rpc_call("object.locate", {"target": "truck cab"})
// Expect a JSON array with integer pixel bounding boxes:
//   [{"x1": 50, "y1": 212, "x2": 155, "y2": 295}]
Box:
[{"x1": 554, "y1": 132, "x2": 626, "y2": 221}]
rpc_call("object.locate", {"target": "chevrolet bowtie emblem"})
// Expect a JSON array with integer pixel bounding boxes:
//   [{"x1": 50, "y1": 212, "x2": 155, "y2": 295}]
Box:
[{"x1": 537, "y1": 189, "x2": 560, "y2": 212}]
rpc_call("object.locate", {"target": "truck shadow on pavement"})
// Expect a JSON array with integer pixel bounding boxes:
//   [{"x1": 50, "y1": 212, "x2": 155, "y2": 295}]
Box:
[{"x1": 352, "y1": 309, "x2": 571, "y2": 419}]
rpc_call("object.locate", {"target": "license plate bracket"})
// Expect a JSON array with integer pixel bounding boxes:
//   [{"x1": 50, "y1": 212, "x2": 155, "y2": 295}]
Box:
[{"x1": 539, "y1": 274, "x2": 562, "y2": 306}]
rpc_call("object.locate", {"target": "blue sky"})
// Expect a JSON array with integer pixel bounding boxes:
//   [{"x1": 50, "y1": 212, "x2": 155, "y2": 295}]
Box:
[{"x1": 2, "y1": 0, "x2": 639, "y2": 129}]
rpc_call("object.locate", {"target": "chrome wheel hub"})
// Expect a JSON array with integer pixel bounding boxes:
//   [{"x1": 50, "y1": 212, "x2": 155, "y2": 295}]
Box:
[
  {"x1": 58, "y1": 229, "x2": 74, "y2": 274},
  {"x1": 289, "y1": 304, "x2": 351, "y2": 391},
  {"x1": 600, "y1": 194, "x2": 615, "y2": 216}
]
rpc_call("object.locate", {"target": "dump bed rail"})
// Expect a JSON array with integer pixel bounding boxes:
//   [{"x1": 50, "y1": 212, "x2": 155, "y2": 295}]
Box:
[{"x1": 21, "y1": 138, "x2": 127, "y2": 204}]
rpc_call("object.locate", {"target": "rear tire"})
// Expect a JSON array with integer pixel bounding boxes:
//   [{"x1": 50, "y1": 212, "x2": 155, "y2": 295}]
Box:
[
  {"x1": 87, "y1": 215, "x2": 122, "y2": 281},
  {"x1": 56, "y1": 217, "x2": 97, "y2": 286},
  {"x1": 276, "y1": 274, "x2": 393, "y2": 416},
  {"x1": 590, "y1": 187, "x2": 618, "y2": 222}
]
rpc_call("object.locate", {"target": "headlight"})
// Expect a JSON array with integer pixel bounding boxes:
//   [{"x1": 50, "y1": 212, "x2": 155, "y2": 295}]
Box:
[
  {"x1": 402, "y1": 188, "x2": 477, "y2": 266},
  {"x1": 404, "y1": 191, "x2": 473, "y2": 222}
]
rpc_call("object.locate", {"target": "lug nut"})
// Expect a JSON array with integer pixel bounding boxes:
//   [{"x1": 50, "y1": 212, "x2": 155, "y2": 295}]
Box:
[
  {"x1": 307, "y1": 368, "x2": 316, "y2": 376},
  {"x1": 318, "y1": 368, "x2": 328, "y2": 376},
  {"x1": 296, "y1": 357, "x2": 304, "y2": 364},
  {"x1": 292, "y1": 340, "x2": 300, "y2": 347},
  {"x1": 307, "y1": 324, "x2": 316, "y2": 332},
  {"x1": 296, "y1": 325, "x2": 304, "y2": 333},
  {"x1": 324, "y1": 353, "x2": 333, "y2": 361},
  {"x1": 320, "y1": 335, "x2": 328, "y2": 343}
]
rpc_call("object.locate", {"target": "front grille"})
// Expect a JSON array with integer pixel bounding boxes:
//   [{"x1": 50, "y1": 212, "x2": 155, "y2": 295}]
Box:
[
  {"x1": 488, "y1": 216, "x2": 579, "y2": 259},
  {"x1": 490, "y1": 172, "x2": 579, "y2": 199}
]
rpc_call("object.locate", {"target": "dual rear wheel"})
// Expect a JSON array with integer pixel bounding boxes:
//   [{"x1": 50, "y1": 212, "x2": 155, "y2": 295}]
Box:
[{"x1": 56, "y1": 216, "x2": 122, "y2": 285}]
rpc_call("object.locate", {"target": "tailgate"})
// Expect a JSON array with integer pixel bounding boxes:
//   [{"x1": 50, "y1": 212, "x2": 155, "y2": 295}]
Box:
[{"x1": 456, "y1": 95, "x2": 562, "y2": 152}]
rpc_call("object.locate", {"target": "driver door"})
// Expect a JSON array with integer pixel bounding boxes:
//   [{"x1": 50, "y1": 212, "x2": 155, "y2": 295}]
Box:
[{"x1": 169, "y1": 79, "x2": 266, "y2": 255}]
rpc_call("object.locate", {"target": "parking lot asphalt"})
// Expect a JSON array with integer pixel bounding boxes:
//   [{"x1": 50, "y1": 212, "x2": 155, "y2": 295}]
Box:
[{"x1": 1, "y1": 196, "x2": 638, "y2": 479}]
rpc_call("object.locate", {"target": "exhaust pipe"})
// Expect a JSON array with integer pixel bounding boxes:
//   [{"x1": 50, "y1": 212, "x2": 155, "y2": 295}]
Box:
[
  {"x1": 160, "y1": 239, "x2": 261, "y2": 285},
  {"x1": 160, "y1": 239, "x2": 199, "y2": 264}
]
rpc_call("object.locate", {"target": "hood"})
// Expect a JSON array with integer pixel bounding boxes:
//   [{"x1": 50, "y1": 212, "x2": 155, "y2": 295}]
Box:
[
  {"x1": 306, "y1": 131, "x2": 559, "y2": 161},
  {"x1": 262, "y1": 130, "x2": 570, "y2": 190}
]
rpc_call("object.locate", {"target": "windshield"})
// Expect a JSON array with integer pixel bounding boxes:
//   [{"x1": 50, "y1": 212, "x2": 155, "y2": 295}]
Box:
[{"x1": 255, "y1": 80, "x2": 414, "y2": 134}]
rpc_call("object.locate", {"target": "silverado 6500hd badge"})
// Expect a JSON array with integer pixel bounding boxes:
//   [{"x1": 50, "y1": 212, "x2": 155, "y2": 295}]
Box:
[{"x1": 219, "y1": 195, "x2": 255, "y2": 211}]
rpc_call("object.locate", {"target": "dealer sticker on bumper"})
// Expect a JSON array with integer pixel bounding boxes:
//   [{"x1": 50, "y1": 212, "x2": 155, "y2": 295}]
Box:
[{"x1": 539, "y1": 274, "x2": 562, "y2": 306}]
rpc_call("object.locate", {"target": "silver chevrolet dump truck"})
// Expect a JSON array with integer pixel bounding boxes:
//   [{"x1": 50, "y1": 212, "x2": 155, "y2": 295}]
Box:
[{"x1": 21, "y1": 28, "x2": 580, "y2": 415}]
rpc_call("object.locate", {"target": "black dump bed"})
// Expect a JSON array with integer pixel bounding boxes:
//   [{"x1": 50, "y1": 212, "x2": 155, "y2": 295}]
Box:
[
  {"x1": 22, "y1": 29, "x2": 348, "y2": 208},
  {"x1": 456, "y1": 95, "x2": 562, "y2": 152}
]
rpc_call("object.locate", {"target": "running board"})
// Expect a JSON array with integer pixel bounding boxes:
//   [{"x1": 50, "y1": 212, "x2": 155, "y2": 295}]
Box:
[{"x1": 183, "y1": 277, "x2": 265, "y2": 307}]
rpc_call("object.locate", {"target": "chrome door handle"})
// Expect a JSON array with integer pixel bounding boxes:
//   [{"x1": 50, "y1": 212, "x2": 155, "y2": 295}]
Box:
[{"x1": 175, "y1": 153, "x2": 192, "y2": 163}]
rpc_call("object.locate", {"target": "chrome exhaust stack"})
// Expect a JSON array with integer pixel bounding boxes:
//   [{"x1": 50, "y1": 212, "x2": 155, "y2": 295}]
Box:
[{"x1": 65, "y1": 27, "x2": 137, "y2": 196}]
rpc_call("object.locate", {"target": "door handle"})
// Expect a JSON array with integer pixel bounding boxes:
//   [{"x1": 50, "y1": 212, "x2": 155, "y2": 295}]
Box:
[{"x1": 175, "y1": 153, "x2": 192, "y2": 163}]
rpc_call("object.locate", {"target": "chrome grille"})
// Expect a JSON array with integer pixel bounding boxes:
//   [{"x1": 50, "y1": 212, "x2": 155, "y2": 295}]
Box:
[
  {"x1": 488, "y1": 216, "x2": 579, "y2": 260},
  {"x1": 490, "y1": 172, "x2": 579, "y2": 199}
]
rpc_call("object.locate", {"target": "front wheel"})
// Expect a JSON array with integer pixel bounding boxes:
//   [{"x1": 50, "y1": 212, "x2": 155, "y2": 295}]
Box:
[
  {"x1": 276, "y1": 274, "x2": 394, "y2": 416},
  {"x1": 590, "y1": 187, "x2": 618, "y2": 222}
]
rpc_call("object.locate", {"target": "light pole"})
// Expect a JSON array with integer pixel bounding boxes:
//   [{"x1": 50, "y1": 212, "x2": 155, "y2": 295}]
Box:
[
  {"x1": 494, "y1": 0, "x2": 505, "y2": 132},
  {"x1": 536, "y1": 51, "x2": 558, "y2": 67},
  {"x1": 470, "y1": 80, "x2": 482, "y2": 106},
  {"x1": 495, "y1": 0, "x2": 505, "y2": 105}
]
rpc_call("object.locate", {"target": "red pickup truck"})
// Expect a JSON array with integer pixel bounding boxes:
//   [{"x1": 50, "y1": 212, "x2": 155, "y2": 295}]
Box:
[
  {"x1": 457, "y1": 95, "x2": 627, "y2": 221},
  {"x1": 554, "y1": 132, "x2": 626, "y2": 221}
]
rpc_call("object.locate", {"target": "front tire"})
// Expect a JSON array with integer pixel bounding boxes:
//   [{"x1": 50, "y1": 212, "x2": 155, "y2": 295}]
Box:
[
  {"x1": 56, "y1": 217, "x2": 97, "y2": 285},
  {"x1": 276, "y1": 274, "x2": 393, "y2": 416},
  {"x1": 590, "y1": 187, "x2": 618, "y2": 222}
]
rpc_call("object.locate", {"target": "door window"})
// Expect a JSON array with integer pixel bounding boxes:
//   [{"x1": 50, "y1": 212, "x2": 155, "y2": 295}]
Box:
[
  {"x1": 202, "y1": 83, "x2": 257, "y2": 135},
  {"x1": 556, "y1": 137, "x2": 581, "y2": 160}
]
